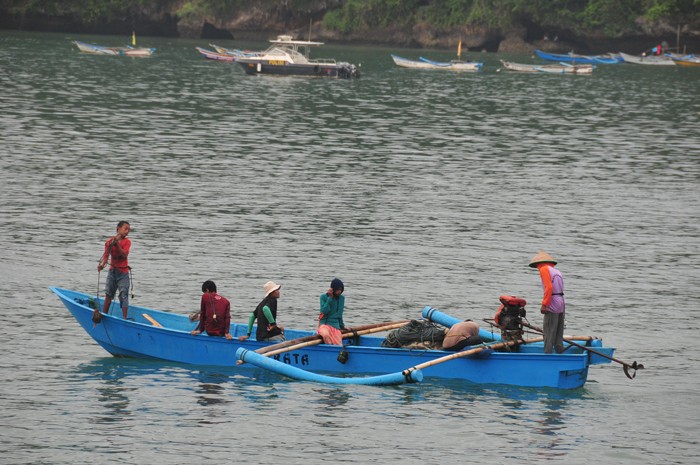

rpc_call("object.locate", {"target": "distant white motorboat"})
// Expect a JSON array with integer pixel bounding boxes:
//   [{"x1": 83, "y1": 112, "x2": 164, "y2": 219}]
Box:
[{"x1": 235, "y1": 35, "x2": 360, "y2": 78}]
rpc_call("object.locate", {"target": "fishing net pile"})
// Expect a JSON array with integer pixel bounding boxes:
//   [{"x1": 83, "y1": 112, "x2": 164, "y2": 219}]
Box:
[{"x1": 381, "y1": 320, "x2": 446, "y2": 349}]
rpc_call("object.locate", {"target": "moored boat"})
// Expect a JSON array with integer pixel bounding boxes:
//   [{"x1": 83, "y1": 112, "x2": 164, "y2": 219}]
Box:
[
  {"x1": 195, "y1": 46, "x2": 237, "y2": 62},
  {"x1": 209, "y1": 44, "x2": 260, "y2": 58},
  {"x1": 535, "y1": 49, "x2": 622, "y2": 64},
  {"x1": 619, "y1": 52, "x2": 676, "y2": 66},
  {"x1": 501, "y1": 60, "x2": 594, "y2": 74},
  {"x1": 51, "y1": 286, "x2": 616, "y2": 389},
  {"x1": 209, "y1": 44, "x2": 236, "y2": 55},
  {"x1": 419, "y1": 56, "x2": 482, "y2": 71},
  {"x1": 74, "y1": 41, "x2": 119, "y2": 55},
  {"x1": 121, "y1": 47, "x2": 155, "y2": 57},
  {"x1": 391, "y1": 54, "x2": 482, "y2": 71},
  {"x1": 235, "y1": 35, "x2": 360, "y2": 78},
  {"x1": 73, "y1": 40, "x2": 155, "y2": 57},
  {"x1": 672, "y1": 56, "x2": 700, "y2": 67},
  {"x1": 391, "y1": 54, "x2": 439, "y2": 69}
]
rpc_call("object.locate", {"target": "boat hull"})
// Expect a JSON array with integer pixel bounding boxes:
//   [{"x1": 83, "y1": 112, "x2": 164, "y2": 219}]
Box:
[
  {"x1": 619, "y1": 52, "x2": 676, "y2": 66},
  {"x1": 74, "y1": 41, "x2": 119, "y2": 55},
  {"x1": 501, "y1": 60, "x2": 593, "y2": 74},
  {"x1": 122, "y1": 48, "x2": 156, "y2": 57},
  {"x1": 196, "y1": 47, "x2": 237, "y2": 62},
  {"x1": 73, "y1": 41, "x2": 154, "y2": 57},
  {"x1": 236, "y1": 59, "x2": 358, "y2": 78},
  {"x1": 535, "y1": 49, "x2": 622, "y2": 64},
  {"x1": 673, "y1": 58, "x2": 700, "y2": 67},
  {"x1": 51, "y1": 287, "x2": 612, "y2": 389},
  {"x1": 391, "y1": 54, "x2": 482, "y2": 71}
]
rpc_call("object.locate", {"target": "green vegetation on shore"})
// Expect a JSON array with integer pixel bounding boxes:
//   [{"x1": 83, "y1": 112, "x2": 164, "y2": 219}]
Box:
[
  {"x1": 2, "y1": 0, "x2": 698, "y2": 38},
  {"x1": 323, "y1": 0, "x2": 698, "y2": 37}
]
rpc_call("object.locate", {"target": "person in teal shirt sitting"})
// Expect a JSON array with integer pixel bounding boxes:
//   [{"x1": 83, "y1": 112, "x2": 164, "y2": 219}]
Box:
[{"x1": 317, "y1": 278, "x2": 346, "y2": 345}]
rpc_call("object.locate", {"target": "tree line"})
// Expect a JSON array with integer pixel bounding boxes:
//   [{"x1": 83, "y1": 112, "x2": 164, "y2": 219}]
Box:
[{"x1": 2, "y1": 0, "x2": 698, "y2": 38}]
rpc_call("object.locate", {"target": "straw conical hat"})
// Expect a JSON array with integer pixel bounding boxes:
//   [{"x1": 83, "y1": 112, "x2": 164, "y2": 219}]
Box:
[
  {"x1": 528, "y1": 251, "x2": 557, "y2": 268},
  {"x1": 263, "y1": 281, "x2": 281, "y2": 296}
]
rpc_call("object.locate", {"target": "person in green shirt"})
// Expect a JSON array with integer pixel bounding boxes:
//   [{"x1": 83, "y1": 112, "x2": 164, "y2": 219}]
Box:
[
  {"x1": 317, "y1": 278, "x2": 346, "y2": 345},
  {"x1": 238, "y1": 281, "x2": 285, "y2": 342}
]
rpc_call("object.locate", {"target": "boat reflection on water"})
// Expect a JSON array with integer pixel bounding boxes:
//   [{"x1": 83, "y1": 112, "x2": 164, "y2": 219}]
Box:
[{"x1": 413, "y1": 376, "x2": 591, "y2": 404}]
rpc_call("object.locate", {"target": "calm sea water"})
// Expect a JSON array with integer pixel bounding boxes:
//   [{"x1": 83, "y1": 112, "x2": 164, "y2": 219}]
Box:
[{"x1": 1, "y1": 30, "x2": 699, "y2": 464}]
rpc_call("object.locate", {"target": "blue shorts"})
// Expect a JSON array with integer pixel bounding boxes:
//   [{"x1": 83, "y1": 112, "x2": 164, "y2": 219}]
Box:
[{"x1": 105, "y1": 268, "x2": 130, "y2": 308}]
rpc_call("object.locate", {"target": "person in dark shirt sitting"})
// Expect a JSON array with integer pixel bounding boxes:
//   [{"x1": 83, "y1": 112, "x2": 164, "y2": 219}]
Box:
[
  {"x1": 238, "y1": 281, "x2": 285, "y2": 342},
  {"x1": 190, "y1": 280, "x2": 232, "y2": 340}
]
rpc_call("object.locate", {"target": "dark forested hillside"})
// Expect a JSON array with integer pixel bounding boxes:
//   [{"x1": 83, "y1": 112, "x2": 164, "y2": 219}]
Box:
[{"x1": 1, "y1": 0, "x2": 698, "y2": 53}]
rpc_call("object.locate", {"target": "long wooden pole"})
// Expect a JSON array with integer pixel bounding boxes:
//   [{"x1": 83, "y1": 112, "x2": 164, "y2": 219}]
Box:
[
  {"x1": 255, "y1": 320, "x2": 410, "y2": 355},
  {"x1": 236, "y1": 320, "x2": 410, "y2": 365},
  {"x1": 521, "y1": 321, "x2": 643, "y2": 379},
  {"x1": 402, "y1": 337, "x2": 543, "y2": 377},
  {"x1": 142, "y1": 313, "x2": 163, "y2": 328},
  {"x1": 482, "y1": 318, "x2": 594, "y2": 342},
  {"x1": 262, "y1": 322, "x2": 409, "y2": 358}
]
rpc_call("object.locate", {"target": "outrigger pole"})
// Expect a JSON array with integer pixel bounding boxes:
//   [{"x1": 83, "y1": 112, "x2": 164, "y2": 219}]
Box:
[{"x1": 521, "y1": 321, "x2": 644, "y2": 379}]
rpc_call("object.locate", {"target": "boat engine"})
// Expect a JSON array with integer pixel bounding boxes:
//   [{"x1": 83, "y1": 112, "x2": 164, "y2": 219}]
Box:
[
  {"x1": 337, "y1": 62, "x2": 361, "y2": 79},
  {"x1": 494, "y1": 295, "x2": 527, "y2": 341}
]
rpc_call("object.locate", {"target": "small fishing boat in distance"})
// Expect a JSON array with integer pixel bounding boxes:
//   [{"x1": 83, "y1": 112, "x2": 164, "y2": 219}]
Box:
[
  {"x1": 535, "y1": 49, "x2": 622, "y2": 64},
  {"x1": 618, "y1": 52, "x2": 676, "y2": 66},
  {"x1": 669, "y1": 53, "x2": 699, "y2": 67},
  {"x1": 209, "y1": 44, "x2": 260, "y2": 58},
  {"x1": 195, "y1": 46, "x2": 237, "y2": 62},
  {"x1": 73, "y1": 40, "x2": 155, "y2": 57},
  {"x1": 235, "y1": 35, "x2": 360, "y2": 78},
  {"x1": 501, "y1": 60, "x2": 594, "y2": 74},
  {"x1": 391, "y1": 54, "x2": 439, "y2": 69},
  {"x1": 391, "y1": 54, "x2": 482, "y2": 71},
  {"x1": 418, "y1": 56, "x2": 482, "y2": 71},
  {"x1": 209, "y1": 43, "x2": 237, "y2": 56}
]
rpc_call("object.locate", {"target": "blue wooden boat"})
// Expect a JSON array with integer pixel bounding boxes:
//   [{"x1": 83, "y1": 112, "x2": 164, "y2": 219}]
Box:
[
  {"x1": 535, "y1": 49, "x2": 622, "y2": 64},
  {"x1": 51, "y1": 287, "x2": 615, "y2": 389}
]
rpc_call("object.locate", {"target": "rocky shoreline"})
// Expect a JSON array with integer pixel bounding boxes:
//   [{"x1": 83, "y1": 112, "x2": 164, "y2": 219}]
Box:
[{"x1": 2, "y1": 9, "x2": 698, "y2": 55}]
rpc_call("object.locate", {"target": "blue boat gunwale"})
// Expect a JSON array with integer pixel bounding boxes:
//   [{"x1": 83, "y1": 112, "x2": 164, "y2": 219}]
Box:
[
  {"x1": 535, "y1": 49, "x2": 623, "y2": 64},
  {"x1": 51, "y1": 286, "x2": 612, "y2": 356},
  {"x1": 50, "y1": 286, "x2": 318, "y2": 345}
]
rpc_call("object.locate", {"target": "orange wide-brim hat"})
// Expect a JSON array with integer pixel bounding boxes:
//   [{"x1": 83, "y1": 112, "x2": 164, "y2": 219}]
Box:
[{"x1": 528, "y1": 250, "x2": 557, "y2": 268}]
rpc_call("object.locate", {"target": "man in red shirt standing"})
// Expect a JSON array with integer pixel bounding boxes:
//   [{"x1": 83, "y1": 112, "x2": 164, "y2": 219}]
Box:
[
  {"x1": 190, "y1": 280, "x2": 232, "y2": 339},
  {"x1": 97, "y1": 221, "x2": 132, "y2": 320}
]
